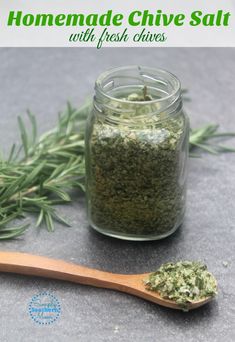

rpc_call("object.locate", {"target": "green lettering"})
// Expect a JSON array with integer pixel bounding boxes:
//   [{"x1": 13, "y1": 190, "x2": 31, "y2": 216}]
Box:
[
  {"x1": 174, "y1": 14, "x2": 185, "y2": 26},
  {"x1": 22, "y1": 14, "x2": 34, "y2": 26},
  {"x1": 99, "y1": 10, "x2": 112, "y2": 26},
  {"x1": 128, "y1": 11, "x2": 142, "y2": 26},
  {"x1": 8, "y1": 11, "x2": 22, "y2": 26},
  {"x1": 215, "y1": 10, "x2": 223, "y2": 26},
  {"x1": 155, "y1": 10, "x2": 163, "y2": 26},
  {"x1": 55, "y1": 14, "x2": 66, "y2": 26},
  {"x1": 113, "y1": 13, "x2": 123, "y2": 26},
  {"x1": 202, "y1": 14, "x2": 215, "y2": 26},
  {"x1": 66, "y1": 14, "x2": 85, "y2": 26},
  {"x1": 190, "y1": 11, "x2": 202, "y2": 26},
  {"x1": 86, "y1": 13, "x2": 98, "y2": 26},
  {"x1": 223, "y1": 12, "x2": 231, "y2": 26},
  {"x1": 142, "y1": 10, "x2": 154, "y2": 26},
  {"x1": 35, "y1": 14, "x2": 54, "y2": 26}
]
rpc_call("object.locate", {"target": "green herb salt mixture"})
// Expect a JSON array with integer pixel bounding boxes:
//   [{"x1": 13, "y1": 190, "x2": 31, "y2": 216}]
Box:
[
  {"x1": 87, "y1": 89, "x2": 188, "y2": 237},
  {"x1": 145, "y1": 261, "x2": 217, "y2": 310}
]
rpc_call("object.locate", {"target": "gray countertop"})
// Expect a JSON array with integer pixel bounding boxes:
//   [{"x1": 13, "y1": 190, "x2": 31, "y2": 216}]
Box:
[{"x1": 0, "y1": 48, "x2": 235, "y2": 342}]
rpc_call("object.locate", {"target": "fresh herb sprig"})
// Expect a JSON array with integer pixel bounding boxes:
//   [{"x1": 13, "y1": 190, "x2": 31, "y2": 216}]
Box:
[
  {"x1": 190, "y1": 124, "x2": 235, "y2": 155},
  {"x1": 0, "y1": 99, "x2": 234, "y2": 240},
  {"x1": 0, "y1": 101, "x2": 90, "y2": 239}
]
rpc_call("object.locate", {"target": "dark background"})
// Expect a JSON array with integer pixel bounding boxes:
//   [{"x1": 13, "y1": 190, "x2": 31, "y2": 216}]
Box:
[{"x1": 0, "y1": 48, "x2": 234, "y2": 342}]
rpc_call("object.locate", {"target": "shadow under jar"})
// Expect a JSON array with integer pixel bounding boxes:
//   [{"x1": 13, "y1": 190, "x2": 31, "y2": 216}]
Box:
[{"x1": 85, "y1": 66, "x2": 189, "y2": 241}]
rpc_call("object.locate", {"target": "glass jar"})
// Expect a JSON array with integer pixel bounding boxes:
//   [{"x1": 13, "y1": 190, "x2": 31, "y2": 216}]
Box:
[{"x1": 85, "y1": 66, "x2": 189, "y2": 241}]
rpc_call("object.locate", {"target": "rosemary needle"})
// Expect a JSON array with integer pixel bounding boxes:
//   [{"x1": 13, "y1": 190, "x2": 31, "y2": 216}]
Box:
[{"x1": 0, "y1": 99, "x2": 234, "y2": 240}]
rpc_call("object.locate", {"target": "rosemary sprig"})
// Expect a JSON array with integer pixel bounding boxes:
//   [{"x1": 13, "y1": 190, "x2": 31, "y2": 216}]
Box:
[
  {"x1": 190, "y1": 124, "x2": 235, "y2": 155},
  {"x1": 0, "y1": 99, "x2": 234, "y2": 240},
  {"x1": 0, "y1": 100, "x2": 90, "y2": 239}
]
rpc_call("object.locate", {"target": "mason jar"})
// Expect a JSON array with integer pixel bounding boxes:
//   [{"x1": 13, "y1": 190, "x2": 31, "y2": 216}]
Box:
[{"x1": 85, "y1": 66, "x2": 189, "y2": 241}]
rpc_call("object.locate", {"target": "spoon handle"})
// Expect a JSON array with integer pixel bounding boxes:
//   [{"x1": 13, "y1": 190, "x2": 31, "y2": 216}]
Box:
[
  {"x1": 0, "y1": 251, "x2": 133, "y2": 290},
  {"x1": 0, "y1": 251, "x2": 211, "y2": 310}
]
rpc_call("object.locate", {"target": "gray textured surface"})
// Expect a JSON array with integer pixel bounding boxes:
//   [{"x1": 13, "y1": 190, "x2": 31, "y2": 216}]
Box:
[{"x1": 0, "y1": 48, "x2": 235, "y2": 342}]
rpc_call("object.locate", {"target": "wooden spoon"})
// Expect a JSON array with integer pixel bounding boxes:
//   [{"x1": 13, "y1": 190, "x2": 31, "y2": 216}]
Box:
[{"x1": 0, "y1": 251, "x2": 212, "y2": 310}]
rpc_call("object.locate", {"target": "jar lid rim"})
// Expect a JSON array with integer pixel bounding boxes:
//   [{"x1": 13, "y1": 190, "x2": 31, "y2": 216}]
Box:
[{"x1": 95, "y1": 65, "x2": 181, "y2": 105}]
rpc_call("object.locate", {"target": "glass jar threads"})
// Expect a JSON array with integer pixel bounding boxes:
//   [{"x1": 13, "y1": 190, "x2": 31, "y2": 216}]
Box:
[{"x1": 85, "y1": 66, "x2": 189, "y2": 240}]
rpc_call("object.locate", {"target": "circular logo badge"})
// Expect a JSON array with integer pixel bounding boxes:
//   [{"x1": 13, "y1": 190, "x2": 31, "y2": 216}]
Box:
[{"x1": 28, "y1": 292, "x2": 61, "y2": 325}]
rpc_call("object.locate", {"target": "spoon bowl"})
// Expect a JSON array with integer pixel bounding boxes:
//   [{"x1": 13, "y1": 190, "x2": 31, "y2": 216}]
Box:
[{"x1": 0, "y1": 251, "x2": 213, "y2": 310}]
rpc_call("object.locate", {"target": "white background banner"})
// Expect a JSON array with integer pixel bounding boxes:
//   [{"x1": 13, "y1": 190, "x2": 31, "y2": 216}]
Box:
[{"x1": 0, "y1": 0, "x2": 235, "y2": 47}]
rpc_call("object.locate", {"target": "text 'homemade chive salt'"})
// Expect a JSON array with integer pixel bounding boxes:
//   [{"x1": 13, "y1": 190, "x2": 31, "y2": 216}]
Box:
[
  {"x1": 85, "y1": 66, "x2": 189, "y2": 240},
  {"x1": 145, "y1": 261, "x2": 217, "y2": 310}
]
